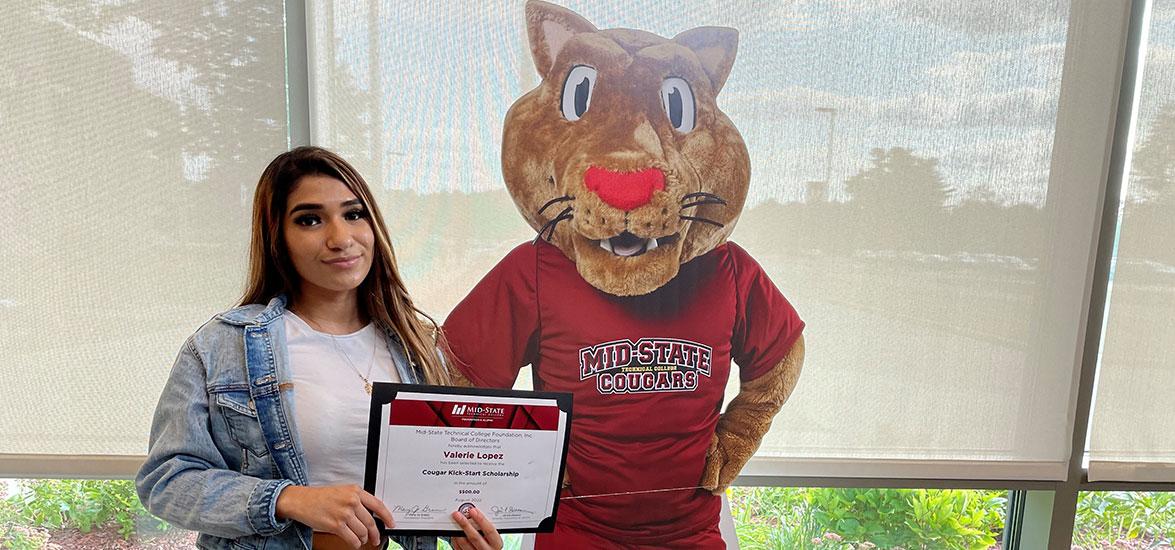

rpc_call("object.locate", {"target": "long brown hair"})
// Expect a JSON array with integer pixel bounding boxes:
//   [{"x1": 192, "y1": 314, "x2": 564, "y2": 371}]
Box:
[{"x1": 240, "y1": 146, "x2": 450, "y2": 385}]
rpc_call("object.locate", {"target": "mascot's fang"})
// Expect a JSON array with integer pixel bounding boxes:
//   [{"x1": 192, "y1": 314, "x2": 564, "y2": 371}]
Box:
[{"x1": 598, "y1": 233, "x2": 658, "y2": 257}]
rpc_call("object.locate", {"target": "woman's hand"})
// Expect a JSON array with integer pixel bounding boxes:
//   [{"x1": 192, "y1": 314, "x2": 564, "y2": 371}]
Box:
[
  {"x1": 450, "y1": 507, "x2": 503, "y2": 550},
  {"x1": 275, "y1": 484, "x2": 393, "y2": 549}
]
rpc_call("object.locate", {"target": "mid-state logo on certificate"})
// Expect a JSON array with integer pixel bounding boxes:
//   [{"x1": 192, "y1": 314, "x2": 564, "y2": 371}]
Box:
[
  {"x1": 390, "y1": 399, "x2": 559, "y2": 430},
  {"x1": 578, "y1": 337, "x2": 713, "y2": 395},
  {"x1": 450, "y1": 403, "x2": 507, "y2": 421}
]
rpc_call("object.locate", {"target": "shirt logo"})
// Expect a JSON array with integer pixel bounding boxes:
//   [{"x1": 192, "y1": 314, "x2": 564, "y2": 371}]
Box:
[{"x1": 578, "y1": 338, "x2": 712, "y2": 395}]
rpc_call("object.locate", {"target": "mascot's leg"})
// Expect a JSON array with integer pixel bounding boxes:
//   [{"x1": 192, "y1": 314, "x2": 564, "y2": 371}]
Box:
[
  {"x1": 530, "y1": 495, "x2": 727, "y2": 550},
  {"x1": 701, "y1": 335, "x2": 806, "y2": 493},
  {"x1": 720, "y1": 492, "x2": 740, "y2": 549},
  {"x1": 531, "y1": 523, "x2": 725, "y2": 550},
  {"x1": 532, "y1": 523, "x2": 619, "y2": 550}
]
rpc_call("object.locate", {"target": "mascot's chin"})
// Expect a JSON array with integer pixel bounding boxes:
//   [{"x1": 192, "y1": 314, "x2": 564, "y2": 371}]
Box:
[
  {"x1": 444, "y1": 1, "x2": 806, "y2": 547},
  {"x1": 569, "y1": 231, "x2": 686, "y2": 297}
]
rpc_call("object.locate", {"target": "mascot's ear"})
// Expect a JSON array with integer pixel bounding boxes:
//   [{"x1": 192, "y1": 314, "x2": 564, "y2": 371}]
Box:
[
  {"x1": 673, "y1": 26, "x2": 739, "y2": 94},
  {"x1": 525, "y1": 0, "x2": 598, "y2": 80}
]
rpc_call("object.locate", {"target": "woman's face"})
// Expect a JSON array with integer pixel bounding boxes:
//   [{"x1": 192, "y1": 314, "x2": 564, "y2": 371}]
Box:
[{"x1": 283, "y1": 174, "x2": 375, "y2": 300}]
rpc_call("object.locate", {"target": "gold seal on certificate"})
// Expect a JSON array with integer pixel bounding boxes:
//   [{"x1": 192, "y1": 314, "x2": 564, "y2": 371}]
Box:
[{"x1": 364, "y1": 383, "x2": 572, "y2": 535}]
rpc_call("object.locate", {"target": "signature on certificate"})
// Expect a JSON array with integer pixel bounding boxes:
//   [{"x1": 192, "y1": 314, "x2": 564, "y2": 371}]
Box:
[
  {"x1": 393, "y1": 504, "x2": 447, "y2": 518},
  {"x1": 491, "y1": 505, "x2": 537, "y2": 518}
]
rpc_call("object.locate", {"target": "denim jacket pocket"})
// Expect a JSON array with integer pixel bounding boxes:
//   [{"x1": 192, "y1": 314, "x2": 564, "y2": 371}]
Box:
[
  {"x1": 195, "y1": 534, "x2": 262, "y2": 550},
  {"x1": 211, "y1": 389, "x2": 278, "y2": 478},
  {"x1": 228, "y1": 534, "x2": 264, "y2": 549}
]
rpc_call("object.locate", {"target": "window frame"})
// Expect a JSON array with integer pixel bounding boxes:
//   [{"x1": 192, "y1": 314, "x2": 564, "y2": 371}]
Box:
[{"x1": 0, "y1": 1, "x2": 1166, "y2": 549}]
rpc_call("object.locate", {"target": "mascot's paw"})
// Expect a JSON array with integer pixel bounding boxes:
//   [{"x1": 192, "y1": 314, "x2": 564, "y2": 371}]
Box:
[
  {"x1": 700, "y1": 433, "x2": 725, "y2": 493},
  {"x1": 701, "y1": 431, "x2": 752, "y2": 495},
  {"x1": 701, "y1": 337, "x2": 806, "y2": 494}
]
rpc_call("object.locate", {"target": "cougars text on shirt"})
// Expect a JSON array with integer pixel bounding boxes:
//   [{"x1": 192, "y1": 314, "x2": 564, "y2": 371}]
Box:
[{"x1": 579, "y1": 338, "x2": 712, "y2": 395}]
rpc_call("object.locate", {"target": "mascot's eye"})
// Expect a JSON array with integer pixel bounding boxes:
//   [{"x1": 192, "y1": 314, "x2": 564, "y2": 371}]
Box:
[
  {"x1": 660, "y1": 77, "x2": 696, "y2": 133},
  {"x1": 561, "y1": 65, "x2": 597, "y2": 121}
]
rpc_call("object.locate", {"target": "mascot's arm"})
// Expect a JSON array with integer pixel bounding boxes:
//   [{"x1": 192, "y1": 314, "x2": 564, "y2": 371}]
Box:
[
  {"x1": 701, "y1": 334, "x2": 805, "y2": 494},
  {"x1": 438, "y1": 243, "x2": 540, "y2": 390}
]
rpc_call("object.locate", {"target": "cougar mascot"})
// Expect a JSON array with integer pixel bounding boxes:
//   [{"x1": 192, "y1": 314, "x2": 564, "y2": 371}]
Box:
[{"x1": 444, "y1": 2, "x2": 806, "y2": 547}]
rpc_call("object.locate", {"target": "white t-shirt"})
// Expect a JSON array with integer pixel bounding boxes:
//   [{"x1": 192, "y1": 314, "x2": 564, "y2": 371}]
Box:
[{"x1": 284, "y1": 311, "x2": 401, "y2": 487}]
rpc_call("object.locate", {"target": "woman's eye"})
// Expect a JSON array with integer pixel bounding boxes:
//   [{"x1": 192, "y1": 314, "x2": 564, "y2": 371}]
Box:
[
  {"x1": 660, "y1": 77, "x2": 696, "y2": 132},
  {"x1": 293, "y1": 214, "x2": 320, "y2": 226},
  {"x1": 561, "y1": 65, "x2": 597, "y2": 122},
  {"x1": 344, "y1": 209, "x2": 367, "y2": 221}
]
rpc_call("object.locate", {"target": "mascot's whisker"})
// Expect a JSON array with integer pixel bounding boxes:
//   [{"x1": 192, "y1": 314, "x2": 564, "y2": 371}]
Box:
[
  {"x1": 537, "y1": 194, "x2": 574, "y2": 217},
  {"x1": 680, "y1": 198, "x2": 727, "y2": 210},
  {"x1": 536, "y1": 206, "x2": 574, "y2": 243},
  {"x1": 680, "y1": 192, "x2": 728, "y2": 210},
  {"x1": 681, "y1": 192, "x2": 727, "y2": 204},
  {"x1": 680, "y1": 215, "x2": 724, "y2": 228}
]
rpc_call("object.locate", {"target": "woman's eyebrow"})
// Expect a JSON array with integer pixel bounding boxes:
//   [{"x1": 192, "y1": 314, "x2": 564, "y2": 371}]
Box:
[
  {"x1": 288, "y1": 202, "x2": 322, "y2": 214},
  {"x1": 288, "y1": 199, "x2": 361, "y2": 214}
]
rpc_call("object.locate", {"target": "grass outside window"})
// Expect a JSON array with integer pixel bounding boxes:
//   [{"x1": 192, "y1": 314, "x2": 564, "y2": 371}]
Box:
[{"x1": 4, "y1": 480, "x2": 1175, "y2": 548}]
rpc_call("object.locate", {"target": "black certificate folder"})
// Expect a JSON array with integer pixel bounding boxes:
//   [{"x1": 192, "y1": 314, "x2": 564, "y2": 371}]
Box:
[{"x1": 365, "y1": 383, "x2": 573, "y2": 536}]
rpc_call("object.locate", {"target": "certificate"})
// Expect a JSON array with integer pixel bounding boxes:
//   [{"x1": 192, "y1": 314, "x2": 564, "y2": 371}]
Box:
[{"x1": 364, "y1": 383, "x2": 572, "y2": 535}]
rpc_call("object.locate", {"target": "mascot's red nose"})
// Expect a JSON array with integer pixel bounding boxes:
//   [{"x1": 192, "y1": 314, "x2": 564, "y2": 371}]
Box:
[{"x1": 584, "y1": 167, "x2": 666, "y2": 211}]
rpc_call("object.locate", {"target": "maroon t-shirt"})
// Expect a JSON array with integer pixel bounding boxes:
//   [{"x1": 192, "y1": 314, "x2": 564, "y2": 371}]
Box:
[{"x1": 444, "y1": 240, "x2": 804, "y2": 543}]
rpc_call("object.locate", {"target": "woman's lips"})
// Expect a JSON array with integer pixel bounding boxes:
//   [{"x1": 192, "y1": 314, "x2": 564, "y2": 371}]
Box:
[{"x1": 324, "y1": 255, "x2": 361, "y2": 268}]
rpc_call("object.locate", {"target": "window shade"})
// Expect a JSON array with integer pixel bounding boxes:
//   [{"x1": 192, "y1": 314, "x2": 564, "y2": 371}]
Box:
[
  {"x1": 1089, "y1": 0, "x2": 1175, "y2": 484},
  {"x1": 0, "y1": 1, "x2": 288, "y2": 455},
  {"x1": 309, "y1": 0, "x2": 1129, "y2": 480}
]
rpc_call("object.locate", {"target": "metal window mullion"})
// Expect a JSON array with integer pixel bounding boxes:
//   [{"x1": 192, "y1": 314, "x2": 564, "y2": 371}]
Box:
[
  {"x1": 0, "y1": 455, "x2": 143, "y2": 480},
  {"x1": 284, "y1": 0, "x2": 311, "y2": 148},
  {"x1": 733, "y1": 475, "x2": 1055, "y2": 491},
  {"x1": 1003, "y1": 490, "x2": 1027, "y2": 547},
  {"x1": 1038, "y1": 0, "x2": 1150, "y2": 548}
]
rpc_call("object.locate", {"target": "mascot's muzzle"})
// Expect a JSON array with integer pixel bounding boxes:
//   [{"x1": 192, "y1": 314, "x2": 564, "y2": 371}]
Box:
[{"x1": 584, "y1": 166, "x2": 665, "y2": 211}]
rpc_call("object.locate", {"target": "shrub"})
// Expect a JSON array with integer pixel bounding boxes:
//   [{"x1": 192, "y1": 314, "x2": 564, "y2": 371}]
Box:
[
  {"x1": 1, "y1": 479, "x2": 167, "y2": 544},
  {"x1": 732, "y1": 487, "x2": 1005, "y2": 550},
  {"x1": 1, "y1": 483, "x2": 49, "y2": 549},
  {"x1": 1073, "y1": 491, "x2": 1175, "y2": 548}
]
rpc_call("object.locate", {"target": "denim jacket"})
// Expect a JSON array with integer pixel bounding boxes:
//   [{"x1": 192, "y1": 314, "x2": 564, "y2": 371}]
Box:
[{"x1": 136, "y1": 295, "x2": 438, "y2": 550}]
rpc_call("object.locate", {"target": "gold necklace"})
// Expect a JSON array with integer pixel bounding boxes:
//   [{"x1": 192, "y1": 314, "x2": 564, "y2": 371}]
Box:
[
  {"x1": 328, "y1": 330, "x2": 378, "y2": 395},
  {"x1": 296, "y1": 311, "x2": 379, "y2": 395}
]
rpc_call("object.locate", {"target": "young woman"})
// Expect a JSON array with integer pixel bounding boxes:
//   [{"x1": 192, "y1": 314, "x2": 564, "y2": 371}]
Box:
[{"x1": 137, "y1": 147, "x2": 502, "y2": 550}]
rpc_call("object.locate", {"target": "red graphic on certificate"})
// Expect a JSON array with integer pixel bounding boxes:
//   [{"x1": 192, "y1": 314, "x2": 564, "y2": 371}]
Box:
[{"x1": 390, "y1": 399, "x2": 559, "y2": 430}]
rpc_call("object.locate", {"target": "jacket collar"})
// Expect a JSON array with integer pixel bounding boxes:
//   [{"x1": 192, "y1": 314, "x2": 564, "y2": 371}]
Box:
[
  {"x1": 216, "y1": 294, "x2": 424, "y2": 383},
  {"x1": 216, "y1": 294, "x2": 288, "y2": 326}
]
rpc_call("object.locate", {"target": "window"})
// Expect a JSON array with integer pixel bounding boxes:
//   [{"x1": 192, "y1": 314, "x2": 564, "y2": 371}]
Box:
[
  {"x1": 0, "y1": 1, "x2": 288, "y2": 457},
  {"x1": 1, "y1": 1, "x2": 1168, "y2": 548},
  {"x1": 309, "y1": 0, "x2": 1111, "y2": 481},
  {"x1": 1088, "y1": 0, "x2": 1175, "y2": 484}
]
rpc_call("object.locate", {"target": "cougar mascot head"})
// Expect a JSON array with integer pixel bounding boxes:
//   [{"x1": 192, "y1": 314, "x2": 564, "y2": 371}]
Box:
[
  {"x1": 503, "y1": 1, "x2": 750, "y2": 296},
  {"x1": 443, "y1": 2, "x2": 805, "y2": 546}
]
